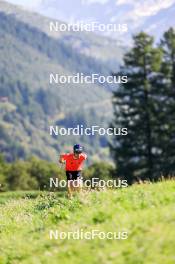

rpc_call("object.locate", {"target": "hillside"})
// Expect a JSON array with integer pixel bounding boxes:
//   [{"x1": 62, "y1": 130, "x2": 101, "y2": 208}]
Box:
[
  {"x1": 0, "y1": 1, "x2": 123, "y2": 163},
  {"x1": 8, "y1": 0, "x2": 175, "y2": 44},
  {"x1": 0, "y1": 181, "x2": 175, "y2": 263},
  {"x1": 0, "y1": 0, "x2": 124, "y2": 64}
]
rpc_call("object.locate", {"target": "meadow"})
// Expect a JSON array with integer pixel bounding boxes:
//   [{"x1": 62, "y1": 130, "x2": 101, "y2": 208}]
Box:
[{"x1": 0, "y1": 181, "x2": 175, "y2": 264}]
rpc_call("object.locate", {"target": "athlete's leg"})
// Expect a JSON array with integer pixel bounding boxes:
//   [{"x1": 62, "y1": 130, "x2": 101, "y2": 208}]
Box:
[
  {"x1": 67, "y1": 180, "x2": 74, "y2": 198},
  {"x1": 73, "y1": 171, "x2": 82, "y2": 193},
  {"x1": 66, "y1": 172, "x2": 74, "y2": 198}
]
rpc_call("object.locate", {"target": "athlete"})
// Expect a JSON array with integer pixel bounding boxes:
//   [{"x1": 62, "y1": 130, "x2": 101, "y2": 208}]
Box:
[{"x1": 59, "y1": 144, "x2": 87, "y2": 198}]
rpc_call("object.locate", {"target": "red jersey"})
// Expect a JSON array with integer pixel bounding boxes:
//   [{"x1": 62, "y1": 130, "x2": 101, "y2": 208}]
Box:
[{"x1": 61, "y1": 153, "x2": 87, "y2": 171}]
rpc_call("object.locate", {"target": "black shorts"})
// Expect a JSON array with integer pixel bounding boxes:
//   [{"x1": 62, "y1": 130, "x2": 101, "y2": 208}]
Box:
[{"x1": 66, "y1": 171, "x2": 82, "y2": 181}]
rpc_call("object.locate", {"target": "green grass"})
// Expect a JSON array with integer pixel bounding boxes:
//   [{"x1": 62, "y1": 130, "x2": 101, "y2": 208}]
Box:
[{"x1": 0, "y1": 181, "x2": 175, "y2": 264}]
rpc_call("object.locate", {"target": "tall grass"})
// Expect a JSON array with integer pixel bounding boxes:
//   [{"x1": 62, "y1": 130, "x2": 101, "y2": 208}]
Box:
[{"x1": 0, "y1": 181, "x2": 175, "y2": 264}]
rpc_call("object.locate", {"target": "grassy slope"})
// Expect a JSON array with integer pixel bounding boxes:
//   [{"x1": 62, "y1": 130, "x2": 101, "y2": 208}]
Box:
[{"x1": 0, "y1": 181, "x2": 175, "y2": 264}]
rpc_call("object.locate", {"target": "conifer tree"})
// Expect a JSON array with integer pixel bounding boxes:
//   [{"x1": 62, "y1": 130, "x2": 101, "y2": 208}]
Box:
[
  {"x1": 111, "y1": 32, "x2": 163, "y2": 183},
  {"x1": 159, "y1": 28, "x2": 175, "y2": 175}
]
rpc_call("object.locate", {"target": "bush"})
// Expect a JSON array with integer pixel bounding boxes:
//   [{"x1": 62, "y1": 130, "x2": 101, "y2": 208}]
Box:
[
  {"x1": 84, "y1": 162, "x2": 115, "y2": 180},
  {"x1": 0, "y1": 154, "x2": 9, "y2": 191},
  {"x1": 0, "y1": 157, "x2": 116, "y2": 191},
  {"x1": 28, "y1": 157, "x2": 65, "y2": 190},
  {"x1": 7, "y1": 161, "x2": 38, "y2": 190}
]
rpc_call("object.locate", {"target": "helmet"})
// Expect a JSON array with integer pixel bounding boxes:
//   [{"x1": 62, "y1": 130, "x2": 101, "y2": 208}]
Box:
[{"x1": 73, "y1": 144, "x2": 83, "y2": 154}]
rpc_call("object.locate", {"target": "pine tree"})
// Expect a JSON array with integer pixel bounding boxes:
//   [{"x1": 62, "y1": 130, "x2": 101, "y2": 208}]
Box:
[
  {"x1": 159, "y1": 28, "x2": 175, "y2": 175},
  {"x1": 111, "y1": 32, "x2": 163, "y2": 183}
]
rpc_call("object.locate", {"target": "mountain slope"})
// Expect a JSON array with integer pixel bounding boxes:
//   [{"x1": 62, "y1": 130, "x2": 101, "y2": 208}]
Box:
[
  {"x1": 0, "y1": 1, "x2": 120, "y2": 163},
  {"x1": 0, "y1": 0, "x2": 125, "y2": 64},
  {"x1": 16, "y1": 0, "x2": 175, "y2": 44}
]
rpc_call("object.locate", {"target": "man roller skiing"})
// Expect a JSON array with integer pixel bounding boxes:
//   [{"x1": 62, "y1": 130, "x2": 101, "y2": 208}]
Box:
[{"x1": 59, "y1": 144, "x2": 87, "y2": 198}]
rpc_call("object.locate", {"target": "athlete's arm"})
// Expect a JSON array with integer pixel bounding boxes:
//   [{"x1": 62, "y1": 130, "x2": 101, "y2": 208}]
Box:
[
  {"x1": 59, "y1": 154, "x2": 66, "y2": 164},
  {"x1": 82, "y1": 153, "x2": 87, "y2": 160}
]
